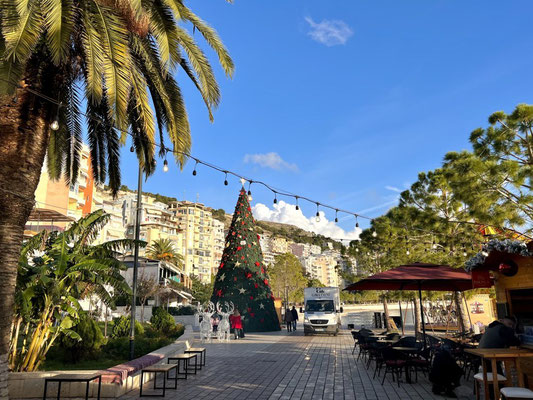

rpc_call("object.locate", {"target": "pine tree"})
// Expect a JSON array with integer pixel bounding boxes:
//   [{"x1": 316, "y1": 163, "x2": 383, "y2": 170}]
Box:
[{"x1": 211, "y1": 190, "x2": 280, "y2": 332}]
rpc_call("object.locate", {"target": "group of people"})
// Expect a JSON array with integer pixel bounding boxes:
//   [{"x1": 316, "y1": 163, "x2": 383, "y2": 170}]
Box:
[
  {"x1": 210, "y1": 309, "x2": 244, "y2": 339},
  {"x1": 284, "y1": 306, "x2": 299, "y2": 332}
]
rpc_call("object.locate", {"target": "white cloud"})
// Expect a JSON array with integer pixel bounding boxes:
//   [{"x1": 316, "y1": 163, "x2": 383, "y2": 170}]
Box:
[
  {"x1": 385, "y1": 185, "x2": 402, "y2": 193},
  {"x1": 304, "y1": 17, "x2": 353, "y2": 47},
  {"x1": 243, "y1": 152, "x2": 298, "y2": 172},
  {"x1": 252, "y1": 200, "x2": 361, "y2": 242}
]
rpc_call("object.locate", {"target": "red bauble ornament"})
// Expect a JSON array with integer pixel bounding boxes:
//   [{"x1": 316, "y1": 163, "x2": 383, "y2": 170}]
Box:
[
  {"x1": 216, "y1": 289, "x2": 223, "y2": 297},
  {"x1": 254, "y1": 283, "x2": 258, "y2": 288},
  {"x1": 257, "y1": 234, "x2": 260, "y2": 240},
  {"x1": 241, "y1": 256, "x2": 245, "y2": 260},
  {"x1": 261, "y1": 267, "x2": 265, "y2": 274},
  {"x1": 247, "y1": 307, "x2": 252, "y2": 313},
  {"x1": 234, "y1": 277, "x2": 237, "y2": 281},
  {"x1": 264, "y1": 279, "x2": 269, "y2": 285},
  {"x1": 250, "y1": 312, "x2": 255, "y2": 318},
  {"x1": 237, "y1": 246, "x2": 242, "y2": 251},
  {"x1": 219, "y1": 262, "x2": 224, "y2": 269},
  {"x1": 249, "y1": 295, "x2": 254, "y2": 300},
  {"x1": 246, "y1": 272, "x2": 252, "y2": 279},
  {"x1": 247, "y1": 206, "x2": 251, "y2": 212},
  {"x1": 255, "y1": 262, "x2": 260, "y2": 267},
  {"x1": 241, "y1": 221, "x2": 245, "y2": 225},
  {"x1": 231, "y1": 231, "x2": 236, "y2": 236}
]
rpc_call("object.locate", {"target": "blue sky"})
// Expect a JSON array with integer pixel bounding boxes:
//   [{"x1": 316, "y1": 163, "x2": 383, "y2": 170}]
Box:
[{"x1": 119, "y1": 0, "x2": 533, "y2": 239}]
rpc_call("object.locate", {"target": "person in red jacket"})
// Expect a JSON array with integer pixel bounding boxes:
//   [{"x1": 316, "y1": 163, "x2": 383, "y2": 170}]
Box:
[{"x1": 230, "y1": 309, "x2": 243, "y2": 339}]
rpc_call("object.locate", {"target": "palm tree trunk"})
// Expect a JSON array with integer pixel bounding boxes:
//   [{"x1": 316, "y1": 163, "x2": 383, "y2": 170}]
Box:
[
  {"x1": 382, "y1": 295, "x2": 393, "y2": 331},
  {"x1": 0, "y1": 88, "x2": 49, "y2": 396},
  {"x1": 454, "y1": 291, "x2": 470, "y2": 333}
]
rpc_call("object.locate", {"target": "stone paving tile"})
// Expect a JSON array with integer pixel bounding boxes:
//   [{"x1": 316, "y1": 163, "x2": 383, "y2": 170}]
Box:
[{"x1": 119, "y1": 330, "x2": 462, "y2": 400}]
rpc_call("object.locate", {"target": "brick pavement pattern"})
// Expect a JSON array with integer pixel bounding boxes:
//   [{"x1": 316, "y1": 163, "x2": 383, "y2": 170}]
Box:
[{"x1": 120, "y1": 331, "x2": 449, "y2": 400}]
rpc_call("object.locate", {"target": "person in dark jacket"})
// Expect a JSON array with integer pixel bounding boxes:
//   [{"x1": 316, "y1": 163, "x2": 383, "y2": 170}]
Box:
[
  {"x1": 479, "y1": 317, "x2": 520, "y2": 374},
  {"x1": 284, "y1": 309, "x2": 293, "y2": 332},
  {"x1": 291, "y1": 306, "x2": 298, "y2": 331},
  {"x1": 479, "y1": 317, "x2": 520, "y2": 349}
]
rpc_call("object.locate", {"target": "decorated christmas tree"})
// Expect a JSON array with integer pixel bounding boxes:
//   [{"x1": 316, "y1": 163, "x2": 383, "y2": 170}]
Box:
[{"x1": 211, "y1": 189, "x2": 280, "y2": 332}]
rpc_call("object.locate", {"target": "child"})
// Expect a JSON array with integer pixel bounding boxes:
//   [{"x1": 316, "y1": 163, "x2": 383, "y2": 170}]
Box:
[{"x1": 229, "y1": 309, "x2": 243, "y2": 339}]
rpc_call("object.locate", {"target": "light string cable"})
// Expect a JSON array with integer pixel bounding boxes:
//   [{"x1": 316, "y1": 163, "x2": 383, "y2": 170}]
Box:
[{"x1": 2, "y1": 78, "x2": 530, "y2": 240}]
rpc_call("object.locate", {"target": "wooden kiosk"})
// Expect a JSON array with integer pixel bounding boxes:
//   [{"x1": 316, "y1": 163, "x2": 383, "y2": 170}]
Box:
[{"x1": 465, "y1": 239, "x2": 533, "y2": 390}]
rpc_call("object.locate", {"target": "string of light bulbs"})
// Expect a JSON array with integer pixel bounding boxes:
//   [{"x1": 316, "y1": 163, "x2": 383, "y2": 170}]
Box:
[{"x1": 3, "y1": 78, "x2": 529, "y2": 242}]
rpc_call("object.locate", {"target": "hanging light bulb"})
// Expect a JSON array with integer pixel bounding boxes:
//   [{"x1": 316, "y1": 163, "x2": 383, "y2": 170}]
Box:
[
  {"x1": 192, "y1": 161, "x2": 198, "y2": 176},
  {"x1": 406, "y1": 249, "x2": 410, "y2": 255},
  {"x1": 335, "y1": 210, "x2": 338, "y2": 223},
  {"x1": 273, "y1": 193, "x2": 277, "y2": 204},
  {"x1": 224, "y1": 172, "x2": 228, "y2": 186},
  {"x1": 163, "y1": 159, "x2": 169, "y2": 172},
  {"x1": 248, "y1": 194, "x2": 253, "y2": 202},
  {"x1": 372, "y1": 230, "x2": 377, "y2": 238},
  {"x1": 240, "y1": 177, "x2": 246, "y2": 186},
  {"x1": 130, "y1": 145, "x2": 135, "y2": 153},
  {"x1": 295, "y1": 197, "x2": 299, "y2": 211},
  {"x1": 355, "y1": 216, "x2": 359, "y2": 228},
  {"x1": 355, "y1": 247, "x2": 359, "y2": 253},
  {"x1": 315, "y1": 203, "x2": 320, "y2": 222},
  {"x1": 50, "y1": 119, "x2": 59, "y2": 131},
  {"x1": 432, "y1": 239, "x2": 437, "y2": 250},
  {"x1": 463, "y1": 251, "x2": 468, "y2": 257},
  {"x1": 481, "y1": 249, "x2": 489, "y2": 257}
]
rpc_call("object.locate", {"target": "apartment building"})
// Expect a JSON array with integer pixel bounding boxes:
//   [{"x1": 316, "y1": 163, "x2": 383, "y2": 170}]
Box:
[
  {"x1": 302, "y1": 253, "x2": 339, "y2": 287},
  {"x1": 169, "y1": 201, "x2": 215, "y2": 284},
  {"x1": 259, "y1": 233, "x2": 275, "y2": 266}
]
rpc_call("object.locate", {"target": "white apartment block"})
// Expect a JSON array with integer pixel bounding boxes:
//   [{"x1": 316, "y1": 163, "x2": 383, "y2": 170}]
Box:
[
  {"x1": 169, "y1": 201, "x2": 216, "y2": 284},
  {"x1": 211, "y1": 218, "x2": 225, "y2": 277}
]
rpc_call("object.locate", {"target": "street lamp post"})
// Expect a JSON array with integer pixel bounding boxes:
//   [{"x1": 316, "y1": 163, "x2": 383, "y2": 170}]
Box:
[{"x1": 129, "y1": 165, "x2": 143, "y2": 360}]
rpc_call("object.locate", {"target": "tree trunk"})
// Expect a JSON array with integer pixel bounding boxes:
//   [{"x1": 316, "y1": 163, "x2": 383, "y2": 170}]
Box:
[
  {"x1": 0, "y1": 88, "x2": 49, "y2": 398},
  {"x1": 454, "y1": 291, "x2": 470, "y2": 333},
  {"x1": 413, "y1": 299, "x2": 422, "y2": 339},
  {"x1": 382, "y1": 296, "x2": 393, "y2": 331}
]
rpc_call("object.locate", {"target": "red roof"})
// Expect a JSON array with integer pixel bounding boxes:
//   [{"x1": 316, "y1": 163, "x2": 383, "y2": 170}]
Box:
[{"x1": 344, "y1": 262, "x2": 479, "y2": 292}]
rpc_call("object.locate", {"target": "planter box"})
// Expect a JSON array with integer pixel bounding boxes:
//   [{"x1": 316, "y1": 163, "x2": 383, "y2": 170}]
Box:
[{"x1": 9, "y1": 325, "x2": 195, "y2": 399}]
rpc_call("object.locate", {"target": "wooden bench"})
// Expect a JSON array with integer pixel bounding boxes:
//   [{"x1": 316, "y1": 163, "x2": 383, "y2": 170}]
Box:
[
  {"x1": 185, "y1": 347, "x2": 206, "y2": 369},
  {"x1": 140, "y1": 364, "x2": 178, "y2": 397},
  {"x1": 167, "y1": 353, "x2": 198, "y2": 379},
  {"x1": 43, "y1": 373, "x2": 102, "y2": 400}
]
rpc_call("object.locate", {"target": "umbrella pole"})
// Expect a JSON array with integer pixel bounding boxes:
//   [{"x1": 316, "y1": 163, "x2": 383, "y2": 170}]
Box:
[
  {"x1": 418, "y1": 283, "x2": 427, "y2": 348},
  {"x1": 398, "y1": 300, "x2": 404, "y2": 335}
]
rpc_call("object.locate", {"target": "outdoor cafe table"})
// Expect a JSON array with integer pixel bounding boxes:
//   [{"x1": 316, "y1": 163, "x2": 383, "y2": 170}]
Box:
[{"x1": 464, "y1": 348, "x2": 533, "y2": 400}]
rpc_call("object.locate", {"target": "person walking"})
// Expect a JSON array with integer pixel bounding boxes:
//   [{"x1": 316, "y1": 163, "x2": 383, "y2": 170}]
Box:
[
  {"x1": 230, "y1": 309, "x2": 243, "y2": 339},
  {"x1": 284, "y1": 308, "x2": 293, "y2": 332},
  {"x1": 291, "y1": 306, "x2": 299, "y2": 331}
]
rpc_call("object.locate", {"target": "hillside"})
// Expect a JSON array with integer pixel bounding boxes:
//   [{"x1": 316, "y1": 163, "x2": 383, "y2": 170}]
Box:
[{"x1": 211, "y1": 208, "x2": 342, "y2": 251}]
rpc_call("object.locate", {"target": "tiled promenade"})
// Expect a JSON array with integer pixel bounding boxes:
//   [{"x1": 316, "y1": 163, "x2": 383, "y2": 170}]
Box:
[{"x1": 120, "y1": 330, "x2": 455, "y2": 400}]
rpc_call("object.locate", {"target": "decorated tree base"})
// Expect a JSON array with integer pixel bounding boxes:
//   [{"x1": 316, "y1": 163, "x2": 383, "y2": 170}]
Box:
[{"x1": 211, "y1": 189, "x2": 280, "y2": 332}]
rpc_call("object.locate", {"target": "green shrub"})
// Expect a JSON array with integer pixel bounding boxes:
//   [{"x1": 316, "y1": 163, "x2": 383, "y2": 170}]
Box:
[
  {"x1": 111, "y1": 316, "x2": 144, "y2": 338},
  {"x1": 104, "y1": 337, "x2": 130, "y2": 358},
  {"x1": 150, "y1": 308, "x2": 175, "y2": 333},
  {"x1": 168, "y1": 306, "x2": 196, "y2": 315},
  {"x1": 60, "y1": 313, "x2": 105, "y2": 362}
]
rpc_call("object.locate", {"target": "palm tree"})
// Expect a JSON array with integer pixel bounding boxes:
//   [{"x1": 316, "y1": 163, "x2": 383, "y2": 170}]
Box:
[
  {"x1": 0, "y1": 0, "x2": 233, "y2": 389},
  {"x1": 146, "y1": 238, "x2": 184, "y2": 269},
  {"x1": 9, "y1": 210, "x2": 139, "y2": 371}
]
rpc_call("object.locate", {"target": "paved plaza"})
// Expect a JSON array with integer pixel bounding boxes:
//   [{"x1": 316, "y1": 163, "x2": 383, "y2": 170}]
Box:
[{"x1": 120, "y1": 330, "x2": 456, "y2": 400}]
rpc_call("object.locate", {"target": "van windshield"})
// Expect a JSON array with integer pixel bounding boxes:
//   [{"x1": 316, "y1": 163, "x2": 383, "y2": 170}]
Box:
[{"x1": 306, "y1": 300, "x2": 334, "y2": 313}]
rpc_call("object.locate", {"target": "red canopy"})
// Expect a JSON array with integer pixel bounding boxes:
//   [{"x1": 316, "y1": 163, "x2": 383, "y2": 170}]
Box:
[{"x1": 344, "y1": 262, "x2": 480, "y2": 292}]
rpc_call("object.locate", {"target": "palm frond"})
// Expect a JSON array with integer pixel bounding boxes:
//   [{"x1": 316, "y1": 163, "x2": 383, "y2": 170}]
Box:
[
  {"x1": 91, "y1": 0, "x2": 131, "y2": 132},
  {"x1": 80, "y1": 6, "x2": 104, "y2": 104},
  {"x1": 148, "y1": 0, "x2": 181, "y2": 71},
  {"x1": 172, "y1": 0, "x2": 234, "y2": 77},
  {"x1": 2, "y1": 0, "x2": 43, "y2": 63},
  {"x1": 175, "y1": 25, "x2": 220, "y2": 113},
  {"x1": 41, "y1": 0, "x2": 74, "y2": 64}
]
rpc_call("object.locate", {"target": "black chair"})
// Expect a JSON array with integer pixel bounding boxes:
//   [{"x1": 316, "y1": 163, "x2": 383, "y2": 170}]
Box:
[
  {"x1": 409, "y1": 347, "x2": 432, "y2": 382},
  {"x1": 385, "y1": 333, "x2": 401, "y2": 342},
  {"x1": 351, "y1": 331, "x2": 359, "y2": 355},
  {"x1": 381, "y1": 347, "x2": 408, "y2": 387},
  {"x1": 393, "y1": 336, "x2": 421, "y2": 349}
]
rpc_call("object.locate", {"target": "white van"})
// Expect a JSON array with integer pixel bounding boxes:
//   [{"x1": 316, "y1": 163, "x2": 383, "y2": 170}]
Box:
[{"x1": 301, "y1": 287, "x2": 343, "y2": 336}]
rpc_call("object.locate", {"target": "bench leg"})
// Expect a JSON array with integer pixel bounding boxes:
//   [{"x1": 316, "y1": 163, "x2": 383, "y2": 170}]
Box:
[
  {"x1": 97, "y1": 376, "x2": 102, "y2": 400},
  {"x1": 162, "y1": 372, "x2": 166, "y2": 397},
  {"x1": 85, "y1": 380, "x2": 90, "y2": 400},
  {"x1": 140, "y1": 371, "x2": 144, "y2": 397},
  {"x1": 57, "y1": 381, "x2": 61, "y2": 400}
]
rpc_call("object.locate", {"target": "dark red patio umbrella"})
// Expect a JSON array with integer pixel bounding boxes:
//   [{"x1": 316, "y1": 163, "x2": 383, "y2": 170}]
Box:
[{"x1": 344, "y1": 262, "x2": 487, "y2": 344}]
